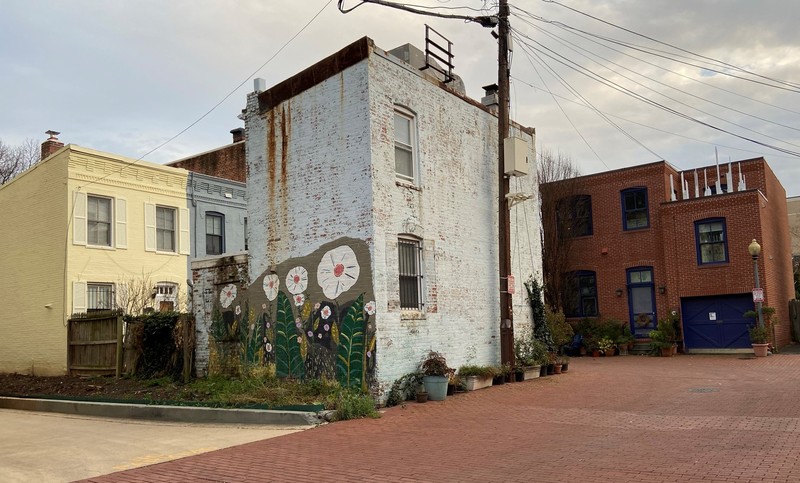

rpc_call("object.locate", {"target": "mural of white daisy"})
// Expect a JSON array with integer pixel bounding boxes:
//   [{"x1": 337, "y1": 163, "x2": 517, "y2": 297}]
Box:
[
  {"x1": 317, "y1": 245, "x2": 360, "y2": 299},
  {"x1": 262, "y1": 274, "x2": 280, "y2": 301},
  {"x1": 219, "y1": 284, "x2": 237, "y2": 309},
  {"x1": 285, "y1": 266, "x2": 308, "y2": 295}
]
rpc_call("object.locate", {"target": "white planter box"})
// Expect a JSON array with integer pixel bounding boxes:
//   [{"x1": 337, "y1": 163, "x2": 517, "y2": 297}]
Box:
[
  {"x1": 463, "y1": 375, "x2": 494, "y2": 391},
  {"x1": 523, "y1": 365, "x2": 541, "y2": 380}
]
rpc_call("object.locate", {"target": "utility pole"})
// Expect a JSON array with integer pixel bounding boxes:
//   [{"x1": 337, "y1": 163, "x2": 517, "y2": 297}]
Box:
[{"x1": 498, "y1": 0, "x2": 515, "y2": 367}]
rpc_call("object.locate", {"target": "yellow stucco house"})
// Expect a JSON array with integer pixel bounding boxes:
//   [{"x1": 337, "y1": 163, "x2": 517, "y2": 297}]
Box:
[{"x1": 0, "y1": 142, "x2": 190, "y2": 375}]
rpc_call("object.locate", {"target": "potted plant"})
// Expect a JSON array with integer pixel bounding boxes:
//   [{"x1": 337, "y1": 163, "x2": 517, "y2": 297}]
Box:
[
  {"x1": 420, "y1": 351, "x2": 454, "y2": 401},
  {"x1": 494, "y1": 363, "x2": 512, "y2": 385},
  {"x1": 597, "y1": 337, "x2": 615, "y2": 357},
  {"x1": 655, "y1": 316, "x2": 678, "y2": 355},
  {"x1": 747, "y1": 324, "x2": 771, "y2": 357},
  {"x1": 561, "y1": 355, "x2": 570, "y2": 372},
  {"x1": 616, "y1": 324, "x2": 634, "y2": 355},
  {"x1": 548, "y1": 308, "x2": 574, "y2": 355},
  {"x1": 458, "y1": 365, "x2": 499, "y2": 391},
  {"x1": 649, "y1": 329, "x2": 673, "y2": 356},
  {"x1": 514, "y1": 334, "x2": 545, "y2": 380},
  {"x1": 744, "y1": 307, "x2": 775, "y2": 356},
  {"x1": 553, "y1": 355, "x2": 563, "y2": 374}
]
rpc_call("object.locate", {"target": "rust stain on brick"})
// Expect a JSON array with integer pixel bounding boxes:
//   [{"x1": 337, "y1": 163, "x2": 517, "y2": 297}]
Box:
[
  {"x1": 267, "y1": 109, "x2": 277, "y2": 223},
  {"x1": 280, "y1": 103, "x2": 291, "y2": 235}
]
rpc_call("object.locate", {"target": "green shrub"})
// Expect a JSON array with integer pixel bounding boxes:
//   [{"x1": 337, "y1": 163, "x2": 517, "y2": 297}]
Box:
[
  {"x1": 330, "y1": 389, "x2": 380, "y2": 421},
  {"x1": 385, "y1": 372, "x2": 424, "y2": 407},
  {"x1": 457, "y1": 365, "x2": 499, "y2": 378}
]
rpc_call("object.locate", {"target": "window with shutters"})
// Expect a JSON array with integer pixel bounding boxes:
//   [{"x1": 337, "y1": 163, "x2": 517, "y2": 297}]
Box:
[
  {"x1": 156, "y1": 206, "x2": 176, "y2": 252},
  {"x1": 205, "y1": 212, "x2": 224, "y2": 255},
  {"x1": 398, "y1": 237, "x2": 423, "y2": 310},
  {"x1": 87, "y1": 196, "x2": 112, "y2": 246},
  {"x1": 87, "y1": 283, "x2": 115, "y2": 312}
]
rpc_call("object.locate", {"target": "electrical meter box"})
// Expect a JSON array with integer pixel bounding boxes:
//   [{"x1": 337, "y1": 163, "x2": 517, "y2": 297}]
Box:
[{"x1": 503, "y1": 137, "x2": 529, "y2": 176}]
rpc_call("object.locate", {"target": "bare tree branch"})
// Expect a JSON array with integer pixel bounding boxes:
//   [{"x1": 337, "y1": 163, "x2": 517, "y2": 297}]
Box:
[
  {"x1": 0, "y1": 138, "x2": 39, "y2": 185},
  {"x1": 537, "y1": 147, "x2": 584, "y2": 311}
]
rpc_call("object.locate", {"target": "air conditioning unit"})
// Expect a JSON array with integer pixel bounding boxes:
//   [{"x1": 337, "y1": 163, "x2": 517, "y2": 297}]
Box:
[{"x1": 504, "y1": 137, "x2": 528, "y2": 177}]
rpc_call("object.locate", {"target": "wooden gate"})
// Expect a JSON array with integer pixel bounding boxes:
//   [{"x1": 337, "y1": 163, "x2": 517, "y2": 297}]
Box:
[{"x1": 67, "y1": 310, "x2": 124, "y2": 377}]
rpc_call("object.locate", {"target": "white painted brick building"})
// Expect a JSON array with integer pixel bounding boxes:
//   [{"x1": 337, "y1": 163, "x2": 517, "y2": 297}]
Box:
[{"x1": 219, "y1": 37, "x2": 541, "y2": 396}]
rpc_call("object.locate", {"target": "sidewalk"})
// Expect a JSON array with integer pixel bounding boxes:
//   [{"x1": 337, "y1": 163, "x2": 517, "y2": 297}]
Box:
[{"x1": 80, "y1": 353, "x2": 800, "y2": 482}]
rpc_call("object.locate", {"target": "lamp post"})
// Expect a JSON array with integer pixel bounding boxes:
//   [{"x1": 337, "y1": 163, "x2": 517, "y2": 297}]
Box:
[{"x1": 748, "y1": 238, "x2": 765, "y2": 329}]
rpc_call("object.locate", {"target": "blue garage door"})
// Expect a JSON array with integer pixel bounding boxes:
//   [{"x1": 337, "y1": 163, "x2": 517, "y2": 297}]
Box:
[{"x1": 681, "y1": 294, "x2": 753, "y2": 349}]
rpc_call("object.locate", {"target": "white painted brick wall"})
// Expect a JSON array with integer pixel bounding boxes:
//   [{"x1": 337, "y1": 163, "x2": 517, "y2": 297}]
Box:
[{"x1": 244, "y1": 44, "x2": 542, "y2": 397}]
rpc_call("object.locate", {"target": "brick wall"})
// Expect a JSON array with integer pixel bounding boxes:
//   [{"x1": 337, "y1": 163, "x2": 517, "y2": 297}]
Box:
[
  {"x1": 169, "y1": 142, "x2": 246, "y2": 183},
  {"x1": 542, "y1": 157, "x2": 794, "y2": 348},
  {"x1": 240, "y1": 38, "x2": 542, "y2": 398}
]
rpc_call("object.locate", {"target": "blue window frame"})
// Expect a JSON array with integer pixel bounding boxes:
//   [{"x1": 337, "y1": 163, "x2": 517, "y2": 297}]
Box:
[
  {"x1": 557, "y1": 195, "x2": 593, "y2": 238},
  {"x1": 695, "y1": 218, "x2": 728, "y2": 265},
  {"x1": 627, "y1": 267, "x2": 656, "y2": 337},
  {"x1": 565, "y1": 270, "x2": 598, "y2": 317},
  {"x1": 621, "y1": 187, "x2": 649, "y2": 230}
]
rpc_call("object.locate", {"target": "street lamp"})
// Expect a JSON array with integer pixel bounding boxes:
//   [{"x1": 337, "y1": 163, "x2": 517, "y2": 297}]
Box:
[{"x1": 748, "y1": 239, "x2": 765, "y2": 329}]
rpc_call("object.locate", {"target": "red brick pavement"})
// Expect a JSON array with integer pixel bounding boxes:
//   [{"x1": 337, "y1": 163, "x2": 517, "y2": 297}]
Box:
[{"x1": 79, "y1": 354, "x2": 800, "y2": 482}]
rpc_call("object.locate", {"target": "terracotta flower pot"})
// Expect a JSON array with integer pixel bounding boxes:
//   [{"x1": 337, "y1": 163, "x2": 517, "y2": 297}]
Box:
[
  {"x1": 752, "y1": 343, "x2": 769, "y2": 357},
  {"x1": 554, "y1": 363, "x2": 563, "y2": 374},
  {"x1": 604, "y1": 349, "x2": 615, "y2": 357}
]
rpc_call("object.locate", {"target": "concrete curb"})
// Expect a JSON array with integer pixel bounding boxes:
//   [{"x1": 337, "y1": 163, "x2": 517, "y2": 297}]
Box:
[{"x1": 0, "y1": 396, "x2": 321, "y2": 426}]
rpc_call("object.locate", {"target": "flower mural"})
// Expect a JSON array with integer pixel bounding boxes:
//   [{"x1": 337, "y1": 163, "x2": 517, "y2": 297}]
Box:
[
  {"x1": 365, "y1": 300, "x2": 376, "y2": 316},
  {"x1": 294, "y1": 293, "x2": 305, "y2": 307},
  {"x1": 317, "y1": 245, "x2": 360, "y2": 299},
  {"x1": 285, "y1": 266, "x2": 308, "y2": 295},
  {"x1": 263, "y1": 274, "x2": 280, "y2": 301},
  {"x1": 219, "y1": 284, "x2": 237, "y2": 308},
  {"x1": 320, "y1": 305, "x2": 332, "y2": 320}
]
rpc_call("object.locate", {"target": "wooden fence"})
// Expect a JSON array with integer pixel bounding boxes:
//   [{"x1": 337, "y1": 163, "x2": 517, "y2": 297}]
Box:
[
  {"x1": 67, "y1": 310, "x2": 124, "y2": 377},
  {"x1": 790, "y1": 300, "x2": 800, "y2": 342}
]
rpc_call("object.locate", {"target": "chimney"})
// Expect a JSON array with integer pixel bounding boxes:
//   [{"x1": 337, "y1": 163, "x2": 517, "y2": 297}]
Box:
[
  {"x1": 230, "y1": 128, "x2": 245, "y2": 143},
  {"x1": 481, "y1": 84, "x2": 499, "y2": 113},
  {"x1": 41, "y1": 130, "x2": 64, "y2": 160}
]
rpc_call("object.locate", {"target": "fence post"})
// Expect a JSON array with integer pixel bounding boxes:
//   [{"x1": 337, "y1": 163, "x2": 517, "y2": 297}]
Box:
[
  {"x1": 116, "y1": 311, "x2": 124, "y2": 378},
  {"x1": 182, "y1": 315, "x2": 192, "y2": 383}
]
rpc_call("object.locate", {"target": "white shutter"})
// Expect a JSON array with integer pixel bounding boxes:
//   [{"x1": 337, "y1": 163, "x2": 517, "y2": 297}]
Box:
[
  {"x1": 144, "y1": 203, "x2": 156, "y2": 252},
  {"x1": 115, "y1": 198, "x2": 128, "y2": 249},
  {"x1": 179, "y1": 207, "x2": 190, "y2": 255},
  {"x1": 73, "y1": 191, "x2": 87, "y2": 246},
  {"x1": 72, "y1": 281, "x2": 87, "y2": 314}
]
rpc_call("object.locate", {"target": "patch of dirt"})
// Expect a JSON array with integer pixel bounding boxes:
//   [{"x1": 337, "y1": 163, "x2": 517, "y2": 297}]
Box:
[{"x1": 0, "y1": 373, "x2": 202, "y2": 403}]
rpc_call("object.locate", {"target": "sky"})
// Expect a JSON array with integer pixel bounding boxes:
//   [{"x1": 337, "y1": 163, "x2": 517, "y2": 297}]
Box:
[{"x1": 1, "y1": 1, "x2": 798, "y2": 196}]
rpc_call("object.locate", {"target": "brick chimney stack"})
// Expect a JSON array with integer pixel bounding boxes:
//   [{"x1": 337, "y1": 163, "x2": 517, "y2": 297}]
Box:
[
  {"x1": 230, "y1": 128, "x2": 245, "y2": 143},
  {"x1": 41, "y1": 130, "x2": 64, "y2": 160}
]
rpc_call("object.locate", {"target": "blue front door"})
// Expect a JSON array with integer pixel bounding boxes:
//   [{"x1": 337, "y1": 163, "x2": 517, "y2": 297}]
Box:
[
  {"x1": 681, "y1": 294, "x2": 752, "y2": 349},
  {"x1": 628, "y1": 267, "x2": 656, "y2": 337}
]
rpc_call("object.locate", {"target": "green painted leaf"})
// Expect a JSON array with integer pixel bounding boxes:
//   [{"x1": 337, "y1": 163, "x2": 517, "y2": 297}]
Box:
[
  {"x1": 275, "y1": 291, "x2": 305, "y2": 379},
  {"x1": 336, "y1": 294, "x2": 366, "y2": 389}
]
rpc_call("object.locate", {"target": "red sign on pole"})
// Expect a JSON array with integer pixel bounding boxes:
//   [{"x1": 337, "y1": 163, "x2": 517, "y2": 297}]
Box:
[
  {"x1": 507, "y1": 275, "x2": 515, "y2": 295},
  {"x1": 752, "y1": 288, "x2": 764, "y2": 303}
]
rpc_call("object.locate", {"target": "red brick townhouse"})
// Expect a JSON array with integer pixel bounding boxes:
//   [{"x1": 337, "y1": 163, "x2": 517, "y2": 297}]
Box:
[{"x1": 540, "y1": 157, "x2": 794, "y2": 351}]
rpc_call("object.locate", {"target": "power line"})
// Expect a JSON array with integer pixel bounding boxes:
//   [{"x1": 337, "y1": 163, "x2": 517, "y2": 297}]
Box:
[
  {"x1": 538, "y1": 0, "x2": 800, "y2": 91},
  {"x1": 76, "y1": 0, "x2": 335, "y2": 192}
]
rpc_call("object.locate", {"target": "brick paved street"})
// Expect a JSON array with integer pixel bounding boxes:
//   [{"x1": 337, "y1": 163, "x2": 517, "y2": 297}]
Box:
[{"x1": 80, "y1": 354, "x2": 800, "y2": 482}]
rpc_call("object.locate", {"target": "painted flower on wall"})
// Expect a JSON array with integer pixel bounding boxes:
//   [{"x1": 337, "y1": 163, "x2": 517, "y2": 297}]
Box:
[
  {"x1": 317, "y1": 245, "x2": 360, "y2": 299},
  {"x1": 265, "y1": 343, "x2": 273, "y2": 353},
  {"x1": 294, "y1": 293, "x2": 305, "y2": 307},
  {"x1": 285, "y1": 266, "x2": 308, "y2": 295},
  {"x1": 320, "y1": 306, "x2": 332, "y2": 320},
  {"x1": 365, "y1": 301, "x2": 376, "y2": 316},
  {"x1": 219, "y1": 284, "x2": 237, "y2": 308},
  {"x1": 263, "y1": 274, "x2": 280, "y2": 301},
  {"x1": 235, "y1": 305, "x2": 242, "y2": 315}
]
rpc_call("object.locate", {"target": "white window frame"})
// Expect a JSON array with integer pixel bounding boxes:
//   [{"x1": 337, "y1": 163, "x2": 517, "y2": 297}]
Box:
[
  {"x1": 394, "y1": 107, "x2": 418, "y2": 184},
  {"x1": 156, "y1": 206, "x2": 177, "y2": 253},
  {"x1": 205, "y1": 212, "x2": 225, "y2": 255},
  {"x1": 73, "y1": 191, "x2": 127, "y2": 249},
  {"x1": 87, "y1": 283, "x2": 115, "y2": 312},
  {"x1": 154, "y1": 282, "x2": 178, "y2": 312},
  {"x1": 87, "y1": 195, "x2": 113, "y2": 247},
  {"x1": 398, "y1": 236, "x2": 424, "y2": 310}
]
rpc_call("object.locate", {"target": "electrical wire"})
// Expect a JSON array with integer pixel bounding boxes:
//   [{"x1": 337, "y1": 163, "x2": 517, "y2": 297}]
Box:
[
  {"x1": 513, "y1": 23, "x2": 800, "y2": 149},
  {"x1": 75, "y1": 0, "x2": 335, "y2": 192},
  {"x1": 513, "y1": 30, "x2": 800, "y2": 157},
  {"x1": 537, "y1": 0, "x2": 800, "y2": 91},
  {"x1": 512, "y1": 75, "x2": 799, "y2": 161}
]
